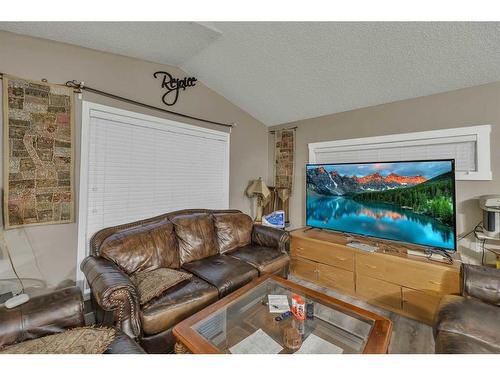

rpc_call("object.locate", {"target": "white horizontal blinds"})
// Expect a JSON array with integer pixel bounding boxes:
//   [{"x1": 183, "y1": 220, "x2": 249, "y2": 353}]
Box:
[
  {"x1": 314, "y1": 135, "x2": 477, "y2": 172},
  {"x1": 309, "y1": 125, "x2": 492, "y2": 180},
  {"x1": 85, "y1": 111, "x2": 229, "y2": 247}
]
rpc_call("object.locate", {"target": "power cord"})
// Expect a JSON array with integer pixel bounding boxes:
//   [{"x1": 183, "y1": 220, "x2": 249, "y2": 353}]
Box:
[
  {"x1": 0, "y1": 230, "x2": 47, "y2": 295},
  {"x1": 391, "y1": 221, "x2": 483, "y2": 265},
  {"x1": 425, "y1": 248, "x2": 454, "y2": 264},
  {"x1": 0, "y1": 231, "x2": 25, "y2": 294},
  {"x1": 22, "y1": 228, "x2": 48, "y2": 283},
  {"x1": 457, "y1": 221, "x2": 483, "y2": 241},
  {"x1": 463, "y1": 221, "x2": 500, "y2": 266},
  {"x1": 481, "y1": 238, "x2": 486, "y2": 266}
]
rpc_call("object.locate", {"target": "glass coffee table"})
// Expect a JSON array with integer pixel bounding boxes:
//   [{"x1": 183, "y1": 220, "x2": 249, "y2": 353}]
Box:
[{"x1": 173, "y1": 275, "x2": 392, "y2": 354}]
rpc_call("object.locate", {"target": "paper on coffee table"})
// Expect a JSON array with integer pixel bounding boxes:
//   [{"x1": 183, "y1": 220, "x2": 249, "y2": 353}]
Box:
[
  {"x1": 267, "y1": 294, "x2": 290, "y2": 313},
  {"x1": 229, "y1": 329, "x2": 283, "y2": 354},
  {"x1": 295, "y1": 334, "x2": 344, "y2": 354}
]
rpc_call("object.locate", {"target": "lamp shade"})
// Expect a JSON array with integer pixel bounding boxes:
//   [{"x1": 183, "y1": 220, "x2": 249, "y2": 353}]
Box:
[{"x1": 246, "y1": 177, "x2": 271, "y2": 200}]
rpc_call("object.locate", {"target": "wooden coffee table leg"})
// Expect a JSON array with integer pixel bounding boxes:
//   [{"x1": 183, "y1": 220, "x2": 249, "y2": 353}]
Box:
[{"x1": 175, "y1": 341, "x2": 190, "y2": 354}]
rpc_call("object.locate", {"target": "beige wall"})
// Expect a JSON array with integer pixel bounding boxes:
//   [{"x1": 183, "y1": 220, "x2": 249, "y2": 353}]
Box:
[
  {"x1": 270, "y1": 82, "x2": 500, "y2": 264},
  {"x1": 0, "y1": 31, "x2": 269, "y2": 291}
]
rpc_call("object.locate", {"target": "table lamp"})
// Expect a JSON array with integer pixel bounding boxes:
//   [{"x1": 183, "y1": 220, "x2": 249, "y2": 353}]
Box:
[{"x1": 246, "y1": 177, "x2": 271, "y2": 223}]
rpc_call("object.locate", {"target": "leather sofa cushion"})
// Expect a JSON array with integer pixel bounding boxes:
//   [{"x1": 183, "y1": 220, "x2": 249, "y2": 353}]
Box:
[
  {"x1": 435, "y1": 295, "x2": 500, "y2": 351},
  {"x1": 228, "y1": 245, "x2": 290, "y2": 275},
  {"x1": 182, "y1": 255, "x2": 259, "y2": 298},
  {"x1": 140, "y1": 276, "x2": 218, "y2": 335},
  {"x1": 170, "y1": 213, "x2": 219, "y2": 266},
  {"x1": 435, "y1": 331, "x2": 500, "y2": 354},
  {"x1": 213, "y1": 213, "x2": 253, "y2": 253},
  {"x1": 99, "y1": 219, "x2": 179, "y2": 274}
]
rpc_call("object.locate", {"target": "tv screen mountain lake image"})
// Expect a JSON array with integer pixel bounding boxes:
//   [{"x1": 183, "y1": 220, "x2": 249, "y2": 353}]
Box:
[{"x1": 306, "y1": 161, "x2": 455, "y2": 250}]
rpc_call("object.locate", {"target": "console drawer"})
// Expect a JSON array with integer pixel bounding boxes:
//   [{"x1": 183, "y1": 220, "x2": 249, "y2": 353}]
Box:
[
  {"x1": 356, "y1": 274, "x2": 402, "y2": 310},
  {"x1": 291, "y1": 237, "x2": 354, "y2": 271},
  {"x1": 317, "y1": 263, "x2": 355, "y2": 295},
  {"x1": 402, "y1": 287, "x2": 442, "y2": 324},
  {"x1": 356, "y1": 253, "x2": 459, "y2": 294},
  {"x1": 355, "y1": 253, "x2": 388, "y2": 279},
  {"x1": 290, "y1": 257, "x2": 318, "y2": 282}
]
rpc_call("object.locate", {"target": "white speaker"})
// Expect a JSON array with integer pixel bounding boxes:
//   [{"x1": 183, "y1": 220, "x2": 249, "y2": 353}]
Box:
[
  {"x1": 480, "y1": 195, "x2": 500, "y2": 239},
  {"x1": 483, "y1": 210, "x2": 500, "y2": 239}
]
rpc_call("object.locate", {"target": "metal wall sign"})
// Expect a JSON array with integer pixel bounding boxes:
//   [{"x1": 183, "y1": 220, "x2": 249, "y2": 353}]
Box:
[{"x1": 153, "y1": 71, "x2": 197, "y2": 106}]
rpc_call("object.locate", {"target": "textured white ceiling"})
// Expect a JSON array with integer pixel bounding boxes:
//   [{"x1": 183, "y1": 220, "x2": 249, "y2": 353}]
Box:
[
  {"x1": 0, "y1": 22, "x2": 222, "y2": 66},
  {"x1": 2, "y1": 22, "x2": 500, "y2": 126}
]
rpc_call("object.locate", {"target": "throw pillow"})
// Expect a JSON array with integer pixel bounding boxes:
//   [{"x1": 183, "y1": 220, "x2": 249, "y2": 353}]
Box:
[
  {"x1": 131, "y1": 267, "x2": 192, "y2": 305},
  {"x1": 0, "y1": 327, "x2": 115, "y2": 354}
]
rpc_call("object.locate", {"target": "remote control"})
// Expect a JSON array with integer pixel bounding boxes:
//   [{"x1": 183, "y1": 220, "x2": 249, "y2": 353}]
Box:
[{"x1": 275, "y1": 311, "x2": 292, "y2": 321}]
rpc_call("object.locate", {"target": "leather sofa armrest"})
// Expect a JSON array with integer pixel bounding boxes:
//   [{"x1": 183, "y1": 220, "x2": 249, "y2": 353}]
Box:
[
  {"x1": 462, "y1": 264, "x2": 500, "y2": 306},
  {"x1": 252, "y1": 224, "x2": 290, "y2": 253},
  {"x1": 0, "y1": 287, "x2": 84, "y2": 348},
  {"x1": 81, "y1": 256, "x2": 141, "y2": 339}
]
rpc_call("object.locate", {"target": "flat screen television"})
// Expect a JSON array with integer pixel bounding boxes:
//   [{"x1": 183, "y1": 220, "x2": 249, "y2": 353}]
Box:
[{"x1": 306, "y1": 159, "x2": 456, "y2": 251}]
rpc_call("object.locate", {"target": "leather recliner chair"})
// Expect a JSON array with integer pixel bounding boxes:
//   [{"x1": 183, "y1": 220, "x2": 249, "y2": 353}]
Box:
[
  {"x1": 0, "y1": 287, "x2": 145, "y2": 354},
  {"x1": 434, "y1": 264, "x2": 500, "y2": 353},
  {"x1": 81, "y1": 209, "x2": 290, "y2": 353}
]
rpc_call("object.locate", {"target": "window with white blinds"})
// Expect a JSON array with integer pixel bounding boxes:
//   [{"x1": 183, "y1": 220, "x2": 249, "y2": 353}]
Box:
[
  {"x1": 76, "y1": 102, "x2": 229, "y2": 291},
  {"x1": 308, "y1": 125, "x2": 491, "y2": 181}
]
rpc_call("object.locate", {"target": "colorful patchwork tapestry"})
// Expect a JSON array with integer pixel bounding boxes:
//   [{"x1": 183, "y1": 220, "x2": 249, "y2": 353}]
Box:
[
  {"x1": 274, "y1": 129, "x2": 295, "y2": 223},
  {"x1": 274, "y1": 129, "x2": 295, "y2": 192},
  {"x1": 3, "y1": 76, "x2": 74, "y2": 229}
]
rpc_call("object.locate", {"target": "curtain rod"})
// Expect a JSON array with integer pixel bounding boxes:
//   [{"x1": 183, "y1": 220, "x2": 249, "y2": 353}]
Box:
[
  {"x1": 0, "y1": 73, "x2": 235, "y2": 129},
  {"x1": 269, "y1": 126, "x2": 297, "y2": 134}
]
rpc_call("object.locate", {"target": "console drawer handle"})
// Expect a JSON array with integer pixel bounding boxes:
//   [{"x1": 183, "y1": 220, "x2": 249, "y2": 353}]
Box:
[
  {"x1": 365, "y1": 264, "x2": 377, "y2": 269},
  {"x1": 336, "y1": 256, "x2": 346, "y2": 261},
  {"x1": 429, "y1": 281, "x2": 442, "y2": 285}
]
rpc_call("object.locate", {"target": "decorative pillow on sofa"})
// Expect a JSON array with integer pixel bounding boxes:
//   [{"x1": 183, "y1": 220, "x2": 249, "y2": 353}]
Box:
[
  {"x1": 0, "y1": 327, "x2": 115, "y2": 354},
  {"x1": 213, "y1": 213, "x2": 253, "y2": 253},
  {"x1": 131, "y1": 267, "x2": 192, "y2": 305}
]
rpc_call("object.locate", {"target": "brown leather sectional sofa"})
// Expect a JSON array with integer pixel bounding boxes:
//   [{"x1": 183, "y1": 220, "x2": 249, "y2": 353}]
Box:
[
  {"x1": 81, "y1": 209, "x2": 290, "y2": 353},
  {"x1": 434, "y1": 264, "x2": 500, "y2": 354}
]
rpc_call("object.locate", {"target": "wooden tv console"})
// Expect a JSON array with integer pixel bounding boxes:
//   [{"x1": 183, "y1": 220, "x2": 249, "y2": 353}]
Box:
[{"x1": 290, "y1": 228, "x2": 461, "y2": 325}]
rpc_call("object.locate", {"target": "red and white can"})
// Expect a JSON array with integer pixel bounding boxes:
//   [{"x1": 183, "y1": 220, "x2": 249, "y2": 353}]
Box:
[{"x1": 291, "y1": 294, "x2": 305, "y2": 321}]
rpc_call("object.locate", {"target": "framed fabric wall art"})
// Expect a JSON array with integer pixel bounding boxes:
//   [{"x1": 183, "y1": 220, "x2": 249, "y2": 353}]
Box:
[{"x1": 3, "y1": 75, "x2": 74, "y2": 229}]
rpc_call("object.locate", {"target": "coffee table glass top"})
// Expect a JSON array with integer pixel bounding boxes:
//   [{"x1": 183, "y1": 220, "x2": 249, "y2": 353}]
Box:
[{"x1": 191, "y1": 278, "x2": 374, "y2": 354}]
